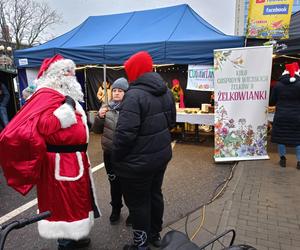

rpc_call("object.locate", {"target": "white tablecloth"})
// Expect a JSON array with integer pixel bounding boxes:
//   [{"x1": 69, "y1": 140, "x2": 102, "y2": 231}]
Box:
[
  {"x1": 176, "y1": 113, "x2": 214, "y2": 125},
  {"x1": 176, "y1": 112, "x2": 274, "y2": 126}
]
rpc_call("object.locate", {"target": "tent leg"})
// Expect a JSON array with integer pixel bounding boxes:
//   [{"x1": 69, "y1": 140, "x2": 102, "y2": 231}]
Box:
[
  {"x1": 103, "y1": 64, "x2": 108, "y2": 104},
  {"x1": 244, "y1": 37, "x2": 248, "y2": 47},
  {"x1": 84, "y1": 67, "x2": 88, "y2": 111}
]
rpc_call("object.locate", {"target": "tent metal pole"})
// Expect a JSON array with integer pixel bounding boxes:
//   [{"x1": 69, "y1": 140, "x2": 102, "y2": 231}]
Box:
[
  {"x1": 103, "y1": 64, "x2": 108, "y2": 104},
  {"x1": 14, "y1": 72, "x2": 22, "y2": 110},
  {"x1": 84, "y1": 67, "x2": 88, "y2": 111},
  {"x1": 11, "y1": 76, "x2": 18, "y2": 112}
]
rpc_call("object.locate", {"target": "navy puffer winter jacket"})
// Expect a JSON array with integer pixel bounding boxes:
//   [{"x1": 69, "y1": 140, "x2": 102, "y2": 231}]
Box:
[{"x1": 113, "y1": 72, "x2": 176, "y2": 178}]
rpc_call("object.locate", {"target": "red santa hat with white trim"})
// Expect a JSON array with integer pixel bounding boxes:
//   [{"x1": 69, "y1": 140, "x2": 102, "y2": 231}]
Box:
[
  {"x1": 37, "y1": 54, "x2": 76, "y2": 79},
  {"x1": 282, "y1": 62, "x2": 300, "y2": 82},
  {"x1": 293, "y1": 62, "x2": 300, "y2": 76}
]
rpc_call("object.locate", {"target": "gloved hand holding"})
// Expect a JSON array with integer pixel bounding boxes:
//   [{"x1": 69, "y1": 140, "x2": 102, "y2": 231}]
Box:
[
  {"x1": 99, "y1": 104, "x2": 109, "y2": 118},
  {"x1": 64, "y1": 95, "x2": 76, "y2": 110},
  {"x1": 54, "y1": 95, "x2": 77, "y2": 128}
]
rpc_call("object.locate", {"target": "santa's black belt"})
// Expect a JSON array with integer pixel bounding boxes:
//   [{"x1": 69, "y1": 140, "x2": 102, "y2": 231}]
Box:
[{"x1": 46, "y1": 144, "x2": 88, "y2": 153}]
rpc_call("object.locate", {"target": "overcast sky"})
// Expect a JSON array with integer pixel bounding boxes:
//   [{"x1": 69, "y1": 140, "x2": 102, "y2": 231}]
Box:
[{"x1": 44, "y1": 0, "x2": 237, "y2": 37}]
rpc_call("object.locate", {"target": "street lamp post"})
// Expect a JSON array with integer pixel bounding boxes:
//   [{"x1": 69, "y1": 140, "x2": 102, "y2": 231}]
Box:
[
  {"x1": 0, "y1": 45, "x2": 5, "y2": 69},
  {"x1": 0, "y1": 45, "x2": 13, "y2": 69},
  {"x1": 6, "y1": 46, "x2": 12, "y2": 69}
]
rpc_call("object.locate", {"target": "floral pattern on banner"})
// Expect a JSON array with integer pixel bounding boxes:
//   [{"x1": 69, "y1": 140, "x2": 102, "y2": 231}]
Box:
[
  {"x1": 214, "y1": 50, "x2": 244, "y2": 72},
  {"x1": 214, "y1": 101, "x2": 268, "y2": 158}
]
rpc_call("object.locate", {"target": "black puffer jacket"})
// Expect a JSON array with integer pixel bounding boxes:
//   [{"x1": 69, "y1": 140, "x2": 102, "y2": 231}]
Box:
[
  {"x1": 271, "y1": 74, "x2": 300, "y2": 145},
  {"x1": 113, "y1": 72, "x2": 176, "y2": 178}
]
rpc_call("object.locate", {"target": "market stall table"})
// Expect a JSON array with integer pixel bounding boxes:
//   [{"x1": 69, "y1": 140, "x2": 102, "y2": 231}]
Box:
[
  {"x1": 176, "y1": 111, "x2": 274, "y2": 126},
  {"x1": 175, "y1": 109, "x2": 214, "y2": 142},
  {"x1": 176, "y1": 112, "x2": 214, "y2": 125}
]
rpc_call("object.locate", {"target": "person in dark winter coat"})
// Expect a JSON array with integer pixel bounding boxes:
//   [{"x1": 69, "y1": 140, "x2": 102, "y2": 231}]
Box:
[
  {"x1": 271, "y1": 62, "x2": 300, "y2": 169},
  {"x1": 0, "y1": 82, "x2": 10, "y2": 127},
  {"x1": 113, "y1": 51, "x2": 176, "y2": 250},
  {"x1": 93, "y1": 77, "x2": 131, "y2": 225}
]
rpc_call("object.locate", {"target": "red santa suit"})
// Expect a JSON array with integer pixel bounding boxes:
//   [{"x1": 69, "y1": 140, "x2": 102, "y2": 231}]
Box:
[{"x1": 0, "y1": 56, "x2": 100, "y2": 240}]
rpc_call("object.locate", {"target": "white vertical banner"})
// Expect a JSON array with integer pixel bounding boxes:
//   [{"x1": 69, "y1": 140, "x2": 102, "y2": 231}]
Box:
[
  {"x1": 187, "y1": 65, "x2": 214, "y2": 91},
  {"x1": 214, "y1": 46, "x2": 273, "y2": 162},
  {"x1": 25, "y1": 68, "x2": 39, "y2": 86}
]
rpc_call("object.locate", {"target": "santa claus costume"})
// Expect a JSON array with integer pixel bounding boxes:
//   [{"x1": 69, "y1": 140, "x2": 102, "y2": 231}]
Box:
[{"x1": 0, "y1": 55, "x2": 100, "y2": 248}]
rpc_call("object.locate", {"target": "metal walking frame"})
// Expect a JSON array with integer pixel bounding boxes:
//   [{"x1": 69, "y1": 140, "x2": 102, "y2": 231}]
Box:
[
  {"x1": 0, "y1": 211, "x2": 51, "y2": 250},
  {"x1": 160, "y1": 229, "x2": 254, "y2": 250}
]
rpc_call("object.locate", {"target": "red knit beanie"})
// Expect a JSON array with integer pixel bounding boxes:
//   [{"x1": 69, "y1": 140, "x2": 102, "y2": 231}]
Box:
[
  {"x1": 124, "y1": 51, "x2": 153, "y2": 82},
  {"x1": 172, "y1": 79, "x2": 180, "y2": 87}
]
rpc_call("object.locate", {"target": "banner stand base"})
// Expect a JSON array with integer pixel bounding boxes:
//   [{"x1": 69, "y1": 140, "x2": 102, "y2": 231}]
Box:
[{"x1": 214, "y1": 155, "x2": 270, "y2": 162}]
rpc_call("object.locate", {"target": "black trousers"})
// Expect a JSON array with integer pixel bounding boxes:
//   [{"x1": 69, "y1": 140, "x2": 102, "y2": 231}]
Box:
[
  {"x1": 103, "y1": 151, "x2": 123, "y2": 210},
  {"x1": 120, "y1": 165, "x2": 167, "y2": 246}
]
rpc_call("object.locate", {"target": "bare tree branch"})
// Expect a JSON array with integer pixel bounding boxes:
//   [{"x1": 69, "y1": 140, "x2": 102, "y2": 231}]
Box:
[{"x1": 1, "y1": 0, "x2": 62, "y2": 48}]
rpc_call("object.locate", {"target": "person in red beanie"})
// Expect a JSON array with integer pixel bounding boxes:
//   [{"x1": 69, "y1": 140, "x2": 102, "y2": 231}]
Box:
[
  {"x1": 0, "y1": 54, "x2": 100, "y2": 250},
  {"x1": 270, "y1": 62, "x2": 300, "y2": 169},
  {"x1": 113, "y1": 51, "x2": 176, "y2": 250}
]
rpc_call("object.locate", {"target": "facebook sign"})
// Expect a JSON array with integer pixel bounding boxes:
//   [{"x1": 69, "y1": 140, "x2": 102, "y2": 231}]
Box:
[{"x1": 263, "y1": 4, "x2": 289, "y2": 15}]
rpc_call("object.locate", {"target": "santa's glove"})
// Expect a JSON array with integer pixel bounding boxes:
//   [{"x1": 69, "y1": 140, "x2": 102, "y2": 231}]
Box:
[
  {"x1": 64, "y1": 95, "x2": 76, "y2": 110},
  {"x1": 54, "y1": 96, "x2": 77, "y2": 128}
]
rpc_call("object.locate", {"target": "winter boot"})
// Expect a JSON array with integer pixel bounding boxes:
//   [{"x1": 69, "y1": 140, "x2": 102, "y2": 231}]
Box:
[
  {"x1": 123, "y1": 244, "x2": 150, "y2": 250},
  {"x1": 149, "y1": 232, "x2": 162, "y2": 248},
  {"x1": 279, "y1": 156, "x2": 286, "y2": 168},
  {"x1": 109, "y1": 207, "x2": 121, "y2": 225},
  {"x1": 57, "y1": 238, "x2": 91, "y2": 250},
  {"x1": 297, "y1": 162, "x2": 300, "y2": 170},
  {"x1": 124, "y1": 229, "x2": 148, "y2": 250}
]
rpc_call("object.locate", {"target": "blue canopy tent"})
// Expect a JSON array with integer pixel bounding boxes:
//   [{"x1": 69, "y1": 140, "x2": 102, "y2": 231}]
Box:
[
  {"x1": 14, "y1": 4, "x2": 244, "y2": 67},
  {"x1": 14, "y1": 4, "x2": 244, "y2": 111}
]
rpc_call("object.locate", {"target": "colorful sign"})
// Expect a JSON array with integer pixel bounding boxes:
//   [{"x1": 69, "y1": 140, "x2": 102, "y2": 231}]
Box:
[
  {"x1": 214, "y1": 46, "x2": 273, "y2": 162},
  {"x1": 187, "y1": 65, "x2": 214, "y2": 91},
  {"x1": 247, "y1": 0, "x2": 294, "y2": 39}
]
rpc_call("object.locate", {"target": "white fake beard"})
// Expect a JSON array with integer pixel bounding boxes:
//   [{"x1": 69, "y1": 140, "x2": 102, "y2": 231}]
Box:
[{"x1": 36, "y1": 75, "x2": 84, "y2": 102}]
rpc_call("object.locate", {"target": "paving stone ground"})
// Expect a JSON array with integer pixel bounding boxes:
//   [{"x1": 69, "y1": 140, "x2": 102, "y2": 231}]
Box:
[{"x1": 163, "y1": 160, "x2": 300, "y2": 250}]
